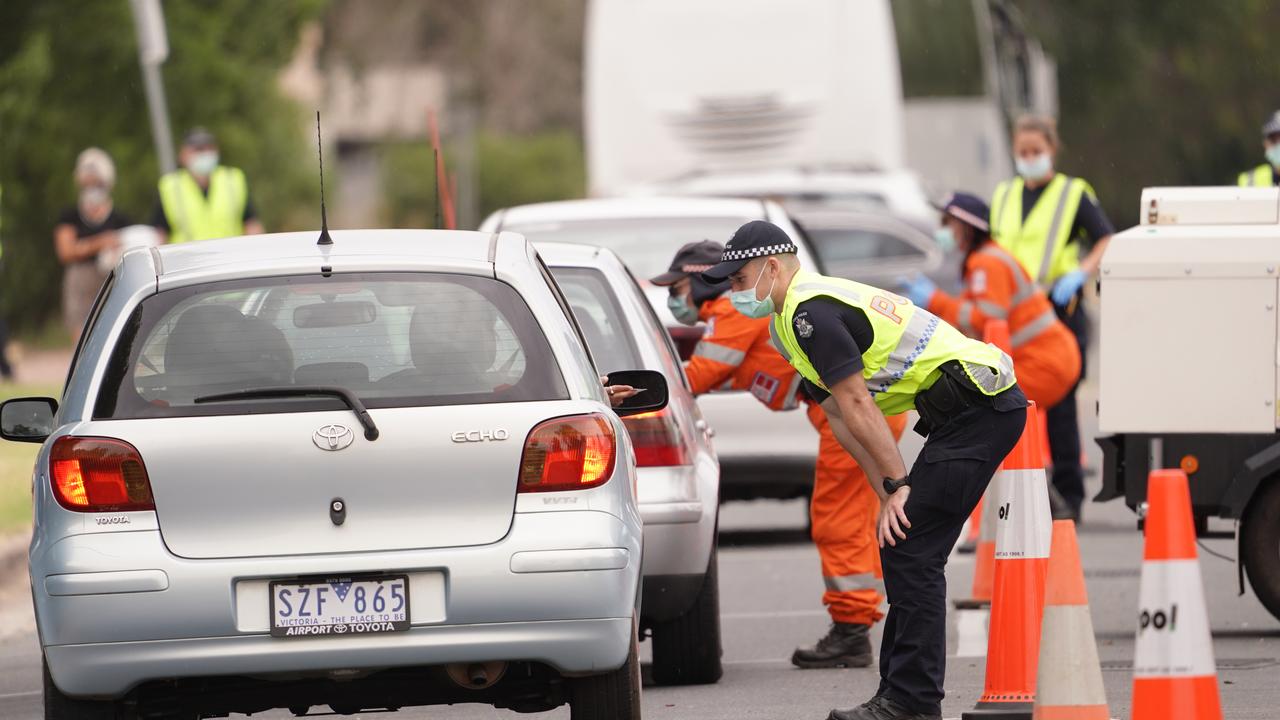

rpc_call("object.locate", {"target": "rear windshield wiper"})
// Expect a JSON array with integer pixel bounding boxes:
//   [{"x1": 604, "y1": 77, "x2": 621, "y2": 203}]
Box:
[{"x1": 194, "y1": 386, "x2": 380, "y2": 441}]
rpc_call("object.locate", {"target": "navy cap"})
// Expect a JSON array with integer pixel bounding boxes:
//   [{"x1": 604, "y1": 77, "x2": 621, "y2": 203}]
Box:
[
  {"x1": 650, "y1": 240, "x2": 725, "y2": 285},
  {"x1": 701, "y1": 220, "x2": 798, "y2": 281},
  {"x1": 938, "y1": 192, "x2": 990, "y2": 233},
  {"x1": 182, "y1": 127, "x2": 217, "y2": 147},
  {"x1": 1263, "y1": 110, "x2": 1280, "y2": 137}
]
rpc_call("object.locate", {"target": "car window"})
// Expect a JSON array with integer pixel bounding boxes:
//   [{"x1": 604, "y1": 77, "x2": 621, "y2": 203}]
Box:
[
  {"x1": 94, "y1": 272, "x2": 567, "y2": 419},
  {"x1": 504, "y1": 216, "x2": 752, "y2": 279},
  {"x1": 804, "y1": 227, "x2": 927, "y2": 265},
  {"x1": 64, "y1": 272, "x2": 116, "y2": 397},
  {"x1": 548, "y1": 267, "x2": 643, "y2": 375}
]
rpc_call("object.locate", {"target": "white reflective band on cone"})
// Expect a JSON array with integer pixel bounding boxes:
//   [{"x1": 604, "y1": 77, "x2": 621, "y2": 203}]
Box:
[
  {"x1": 992, "y1": 467, "x2": 1053, "y2": 559},
  {"x1": 1133, "y1": 559, "x2": 1216, "y2": 678}
]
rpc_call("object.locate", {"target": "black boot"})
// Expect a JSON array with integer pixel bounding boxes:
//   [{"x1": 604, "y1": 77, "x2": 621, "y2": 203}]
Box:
[
  {"x1": 791, "y1": 622, "x2": 873, "y2": 669},
  {"x1": 827, "y1": 695, "x2": 941, "y2": 720}
]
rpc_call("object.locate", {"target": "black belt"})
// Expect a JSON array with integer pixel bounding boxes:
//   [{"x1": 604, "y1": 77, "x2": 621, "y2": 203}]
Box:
[{"x1": 913, "y1": 361, "x2": 993, "y2": 436}]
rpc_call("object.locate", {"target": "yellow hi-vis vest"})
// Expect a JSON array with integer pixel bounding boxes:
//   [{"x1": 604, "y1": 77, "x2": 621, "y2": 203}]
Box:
[
  {"x1": 770, "y1": 271, "x2": 1016, "y2": 415},
  {"x1": 990, "y1": 174, "x2": 1095, "y2": 288},
  {"x1": 157, "y1": 166, "x2": 248, "y2": 244},
  {"x1": 1238, "y1": 164, "x2": 1275, "y2": 187}
]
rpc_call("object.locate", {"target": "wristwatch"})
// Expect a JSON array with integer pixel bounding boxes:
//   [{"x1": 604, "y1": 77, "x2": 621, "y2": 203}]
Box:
[{"x1": 882, "y1": 476, "x2": 910, "y2": 495}]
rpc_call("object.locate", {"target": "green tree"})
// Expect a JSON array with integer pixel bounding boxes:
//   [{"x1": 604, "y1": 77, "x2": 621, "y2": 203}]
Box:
[
  {"x1": 0, "y1": 0, "x2": 326, "y2": 334},
  {"x1": 1015, "y1": 0, "x2": 1280, "y2": 222}
]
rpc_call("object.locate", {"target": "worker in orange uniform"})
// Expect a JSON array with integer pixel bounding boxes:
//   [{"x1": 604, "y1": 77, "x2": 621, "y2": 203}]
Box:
[
  {"x1": 901, "y1": 193, "x2": 1080, "y2": 411},
  {"x1": 653, "y1": 240, "x2": 908, "y2": 669}
]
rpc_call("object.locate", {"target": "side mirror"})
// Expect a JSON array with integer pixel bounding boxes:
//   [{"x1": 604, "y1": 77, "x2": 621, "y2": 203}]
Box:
[
  {"x1": 0, "y1": 397, "x2": 59, "y2": 443},
  {"x1": 606, "y1": 370, "x2": 669, "y2": 417}
]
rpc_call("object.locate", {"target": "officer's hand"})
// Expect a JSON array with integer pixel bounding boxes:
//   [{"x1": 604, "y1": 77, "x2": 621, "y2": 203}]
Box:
[
  {"x1": 878, "y1": 489, "x2": 912, "y2": 547},
  {"x1": 1050, "y1": 269, "x2": 1087, "y2": 306}
]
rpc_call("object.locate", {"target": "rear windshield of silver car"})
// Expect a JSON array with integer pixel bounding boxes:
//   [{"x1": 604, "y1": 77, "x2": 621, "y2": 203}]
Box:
[
  {"x1": 94, "y1": 272, "x2": 568, "y2": 419},
  {"x1": 548, "y1": 267, "x2": 643, "y2": 374}
]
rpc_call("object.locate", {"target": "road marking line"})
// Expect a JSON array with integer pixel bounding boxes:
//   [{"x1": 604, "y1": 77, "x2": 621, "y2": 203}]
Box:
[
  {"x1": 0, "y1": 690, "x2": 39, "y2": 700},
  {"x1": 954, "y1": 608, "x2": 988, "y2": 658},
  {"x1": 721, "y1": 609, "x2": 829, "y2": 620}
]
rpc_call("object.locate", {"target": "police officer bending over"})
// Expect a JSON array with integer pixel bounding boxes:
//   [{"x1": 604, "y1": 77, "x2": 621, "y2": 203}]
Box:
[{"x1": 702, "y1": 221, "x2": 1027, "y2": 720}]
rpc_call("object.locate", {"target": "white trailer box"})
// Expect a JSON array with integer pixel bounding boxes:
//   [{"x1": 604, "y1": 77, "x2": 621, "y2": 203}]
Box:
[{"x1": 1099, "y1": 187, "x2": 1280, "y2": 435}]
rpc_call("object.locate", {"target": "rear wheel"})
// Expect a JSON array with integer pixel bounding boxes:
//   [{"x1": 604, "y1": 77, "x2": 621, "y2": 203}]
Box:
[
  {"x1": 570, "y1": 617, "x2": 641, "y2": 720},
  {"x1": 1241, "y1": 479, "x2": 1280, "y2": 621},
  {"x1": 649, "y1": 548, "x2": 723, "y2": 686},
  {"x1": 43, "y1": 659, "x2": 122, "y2": 720}
]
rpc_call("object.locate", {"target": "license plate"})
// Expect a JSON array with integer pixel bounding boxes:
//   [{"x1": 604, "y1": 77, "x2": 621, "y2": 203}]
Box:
[{"x1": 269, "y1": 575, "x2": 409, "y2": 638}]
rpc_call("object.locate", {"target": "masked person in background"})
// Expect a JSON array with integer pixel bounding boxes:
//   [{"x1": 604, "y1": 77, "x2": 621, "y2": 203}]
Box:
[
  {"x1": 151, "y1": 127, "x2": 263, "y2": 244},
  {"x1": 988, "y1": 115, "x2": 1114, "y2": 521},
  {"x1": 53, "y1": 148, "x2": 133, "y2": 341},
  {"x1": 1238, "y1": 109, "x2": 1280, "y2": 187},
  {"x1": 652, "y1": 240, "x2": 908, "y2": 671}
]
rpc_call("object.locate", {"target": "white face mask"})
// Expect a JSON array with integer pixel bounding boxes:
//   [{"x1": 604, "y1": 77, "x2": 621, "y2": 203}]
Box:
[
  {"x1": 187, "y1": 151, "x2": 219, "y2": 178},
  {"x1": 79, "y1": 186, "x2": 110, "y2": 207},
  {"x1": 1015, "y1": 153, "x2": 1053, "y2": 181}
]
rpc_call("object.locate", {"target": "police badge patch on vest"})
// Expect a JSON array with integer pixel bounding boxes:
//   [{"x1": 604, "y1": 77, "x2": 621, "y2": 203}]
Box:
[
  {"x1": 794, "y1": 313, "x2": 814, "y2": 338},
  {"x1": 749, "y1": 372, "x2": 781, "y2": 404}
]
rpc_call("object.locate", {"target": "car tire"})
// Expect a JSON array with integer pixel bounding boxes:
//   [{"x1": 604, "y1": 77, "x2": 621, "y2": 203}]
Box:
[
  {"x1": 43, "y1": 659, "x2": 121, "y2": 720},
  {"x1": 1241, "y1": 478, "x2": 1280, "y2": 622},
  {"x1": 569, "y1": 616, "x2": 641, "y2": 720},
  {"x1": 649, "y1": 548, "x2": 723, "y2": 686}
]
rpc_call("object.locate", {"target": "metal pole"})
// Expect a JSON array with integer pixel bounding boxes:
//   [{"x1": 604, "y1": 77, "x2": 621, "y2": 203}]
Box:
[{"x1": 128, "y1": 0, "x2": 176, "y2": 174}]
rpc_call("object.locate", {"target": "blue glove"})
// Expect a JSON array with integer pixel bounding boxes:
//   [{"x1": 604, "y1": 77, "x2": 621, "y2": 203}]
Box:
[
  {"x1": 899, "y1": 274, "x2": 937, "y2": 307},
  {"x1": 1050, "y1": 269, "x2": 1087, "y2": 306}
]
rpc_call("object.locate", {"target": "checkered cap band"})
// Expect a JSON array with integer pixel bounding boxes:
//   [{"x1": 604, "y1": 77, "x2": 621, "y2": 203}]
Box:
[
  {"x1": 721, "y1": 243, "x2": 797, "y2": 262},
  {"x1": 681, "y1": 264, "x2": 713, "y2": 273}
]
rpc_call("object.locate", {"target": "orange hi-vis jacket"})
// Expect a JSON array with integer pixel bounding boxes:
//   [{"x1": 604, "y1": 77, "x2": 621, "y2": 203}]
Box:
[
  {"x1": 684, "y1": 296, "x2": 804, "y2": 410},
  {"x1": 927, "y1": 243, "x2": 1080, "y2": 408}
]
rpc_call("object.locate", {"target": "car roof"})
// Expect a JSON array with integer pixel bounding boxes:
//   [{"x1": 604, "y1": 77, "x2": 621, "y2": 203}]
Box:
[
  {"x1": 533, "y1": 241, "x2": 623, "y2": 268},
  {"x1": 154, "y1": 229, "x2": 496, "y2": 276},
  {"x1": 494, "y1": 196, "x2": 769, "y2": 225}
]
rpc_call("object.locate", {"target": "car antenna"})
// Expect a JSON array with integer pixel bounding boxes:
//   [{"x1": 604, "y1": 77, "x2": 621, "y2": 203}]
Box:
[
  {"x1": 434, "y1": 146, "x2": 442, "y2": 230},
  {"x1": 315, "y1": 110, "x2": 333, "y2": 246}
]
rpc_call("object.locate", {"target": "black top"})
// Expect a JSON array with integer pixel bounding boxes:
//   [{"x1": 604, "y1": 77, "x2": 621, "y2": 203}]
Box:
[
  {"x1": 149, "y1": 182, "x2": 257, "y2": 233},
  {"x1": 791, "y1": 296, "x2": 875, "y2": 404},
  {"x1": 1021, "y1": 181, "x2": 1115, "y2": 249},
  {"x1": 56, "y1": 206, "x2": 135, "y2": 264}
]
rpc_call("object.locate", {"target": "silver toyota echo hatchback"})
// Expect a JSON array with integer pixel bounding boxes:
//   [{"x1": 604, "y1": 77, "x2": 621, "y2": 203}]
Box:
[{"x1": 0, "y1": 229, "x2": 669, "y2": 720}]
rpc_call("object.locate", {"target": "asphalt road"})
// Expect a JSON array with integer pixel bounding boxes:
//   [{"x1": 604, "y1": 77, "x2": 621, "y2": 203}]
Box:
[{"x1": 2, "y1": 382, "x2": 1278, "y2": 718}]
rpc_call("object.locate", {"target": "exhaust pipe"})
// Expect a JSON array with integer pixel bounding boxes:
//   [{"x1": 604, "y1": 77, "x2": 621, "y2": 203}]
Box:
[{"x1": 446, "y1": 661, "x2": 507, "y2": 690}]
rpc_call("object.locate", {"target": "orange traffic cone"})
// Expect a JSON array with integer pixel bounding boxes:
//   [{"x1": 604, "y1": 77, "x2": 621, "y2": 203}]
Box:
[
  {"x1": 956, "y1": 495, "x2": 996, "y2": 609},
  {"x1": 1032, "y1": 519, "x2": 1109, "y2": 719},
  {"x1": 1131, "y1": 469, "x2": 1221, "y2": 720},
  {"x1": 963, "y1": 402, "x2": 1053, "y2": 720}
]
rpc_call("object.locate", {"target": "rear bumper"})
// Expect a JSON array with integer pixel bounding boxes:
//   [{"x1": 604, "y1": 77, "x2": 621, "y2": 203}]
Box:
[
  {"x1": 46, "y1": 617, "x2": 632, "y2": 699},
  {"x1": 32, "y1": 510, "x2": 641, "y2": 698}
]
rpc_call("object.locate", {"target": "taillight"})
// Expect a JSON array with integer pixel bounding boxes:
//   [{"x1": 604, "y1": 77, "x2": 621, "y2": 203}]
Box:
[
  {"x1": 519, "y1": 414, "x2": 617, "y2": 493},
  {"x1": 622, "y1": 409, "x2": 690, "y2": 467},
  {"x1": 50, "y1": 437, "x2": 155, "y2": 512}
]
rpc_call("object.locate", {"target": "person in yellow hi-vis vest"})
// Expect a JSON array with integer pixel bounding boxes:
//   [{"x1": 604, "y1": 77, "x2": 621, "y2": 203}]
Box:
[
  {"x1": 989, "y1": 115, "x2": 1114, "y2": 522},
  {"x1": 1237, "y1": 110, "x2": 1280, "y2": 187},
  {"x1": 703, "y1": 221, "x2": 1027, "y2": 720},
  {"x1": 150, "y1": 127, "x2": 263, "y2": 243}
]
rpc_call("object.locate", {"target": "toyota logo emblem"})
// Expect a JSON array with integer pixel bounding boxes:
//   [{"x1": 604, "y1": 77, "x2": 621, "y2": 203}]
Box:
[{"x1": 313, "y1": 424, "x2": 355, "y2": 451}]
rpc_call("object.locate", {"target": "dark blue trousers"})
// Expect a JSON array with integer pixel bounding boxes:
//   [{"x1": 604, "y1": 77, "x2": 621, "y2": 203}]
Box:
[
  {"x1": 877, "y1": 388, "x2": 1026, "y2": 716},
  {"x1": 1047, "y1": 297, "x2": 1088, "y2": 516}
]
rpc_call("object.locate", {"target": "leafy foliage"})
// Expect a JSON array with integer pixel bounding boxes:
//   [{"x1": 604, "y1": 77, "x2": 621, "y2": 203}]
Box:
[
  {"x1": 1015, "y1": 0, "x2": 1280, "y2": 223},
  {"x1": 0, "y1": 0, "x2": 326, "y2": 333}
]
